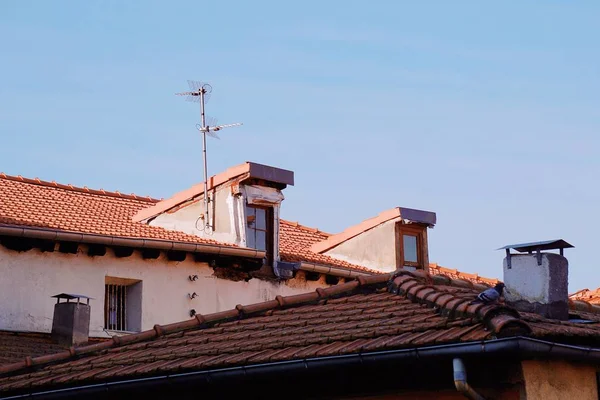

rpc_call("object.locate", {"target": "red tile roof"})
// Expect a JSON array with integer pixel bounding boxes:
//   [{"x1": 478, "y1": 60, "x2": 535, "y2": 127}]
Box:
[
  {"x1": 570, "y1": 288, "x2": 600, "y2": 305},
  {"x1": 0, "y1": 173, "x2": 523, "y2": 282},
  {"x1": 133, "y1": 162, "x2": 294, "y2": 223},
  {"x1": 2, "y1": 270, "x2": 600, "y2": 394},
  {"x1": 0, "y1": 174, "x2": 223, "y2": 245},
  {"x1": 279, "y1": 220, "x2": 378, "y2": 273},
  {"x1": 0, "y1": 331, "x2": 109, "y2": 366},
  {"x1": 0, "y1": 332, "x2": 67, "y2": 366},
  {"x1": 0, "y1": 172, "x2": 378, "y2": 274}
]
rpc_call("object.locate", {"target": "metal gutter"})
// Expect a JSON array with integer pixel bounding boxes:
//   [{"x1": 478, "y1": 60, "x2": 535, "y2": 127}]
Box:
[
  {"x1": 5, "y1": 337, "x2": 600, "y2": 399},
  {"x1": 299, "y1": 261, "x2": 376, "y2": 278},
  {"x1": 0, "y1": 225, "x2": 265, "y2": 259}
]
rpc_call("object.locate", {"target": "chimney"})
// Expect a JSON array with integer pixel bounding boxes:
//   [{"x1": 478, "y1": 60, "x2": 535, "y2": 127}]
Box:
[
  {"x1": 50, "y1": 293, "x2": 92, "y2": 346},
  {"x1": 499, "y1": 239, "x2": 573, "y2": 320}
]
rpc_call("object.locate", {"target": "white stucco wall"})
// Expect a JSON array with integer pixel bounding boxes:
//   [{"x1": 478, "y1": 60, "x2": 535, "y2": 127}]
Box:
[
  {"x1": 324, "y1": 219, "x2": 398, "y2": 272},
  {"x1": 503, "y1": 253, "x2": 568, "y2": 304},
  {"x1": 150, "y1": 187, "x2": 242, "y2": 246},
  {"x1": 0, "y1": 245, "x2": 326, "y2": 338}
]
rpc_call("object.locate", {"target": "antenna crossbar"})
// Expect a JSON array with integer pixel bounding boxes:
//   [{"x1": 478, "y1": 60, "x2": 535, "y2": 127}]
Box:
[{"x1": 175, "y1": 80, "x2": 243, "y2": 233}]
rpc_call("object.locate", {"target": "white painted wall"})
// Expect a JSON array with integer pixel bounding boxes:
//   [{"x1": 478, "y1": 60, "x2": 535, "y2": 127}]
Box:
[
  {"x1": 503, "y1": 253, "x2": 569, "y2": 304},
  {"x1": 324, "y1": 219, "x2": 399, "y2": 273},
  {"x1": 0, "y1": 245, "x2": 326, "y2": 338},
  {"x1": 150, "y1": 184, "x2": 283, "y2": 261}
]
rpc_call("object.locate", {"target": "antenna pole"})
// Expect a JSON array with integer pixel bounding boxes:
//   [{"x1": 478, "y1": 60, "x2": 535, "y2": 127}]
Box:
[
  {"x1": 200, "y1": 87, "x2": 209, "y2": 230},
  {"x1": 175, "y1": 80, "x2": 243, "y2": 234}
]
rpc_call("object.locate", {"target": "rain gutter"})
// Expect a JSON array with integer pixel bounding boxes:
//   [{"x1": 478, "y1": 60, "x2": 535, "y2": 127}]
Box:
[
  {"x1": 0, "y1": 225, "x2": 265, "y2": 259},
  {"x1": 299, "y1": 261, "x2": 376, "y2": 278},
  {"x1": 5, "y1": 337, "x2": 600, "y2": 399}
]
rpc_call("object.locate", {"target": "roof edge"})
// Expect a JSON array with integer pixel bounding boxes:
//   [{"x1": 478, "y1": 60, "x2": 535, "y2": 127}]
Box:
[
  {"x1": 310, "y1": 207, "x2": 437, "y2": 254},
  {"x1": 132, "y1": 161, "x2": 294, "y2": 223},
  {"x1": 0, "y1": 173, "x2": 159, "y2": 203},
  {"x1": 310, "y1": 208, "x2": 402, "y2": 254},
  {"x1": 2, "y1": 337, "x2": 598, "y2": 399},
  {"x1": 0, "y1": 225, "x2": 264, "y2": 259}
]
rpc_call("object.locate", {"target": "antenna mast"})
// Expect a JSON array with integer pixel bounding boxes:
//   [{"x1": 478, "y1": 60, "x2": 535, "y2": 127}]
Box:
[{"x1": 176, "y1": 80, "x2": 242, "y2": 232}]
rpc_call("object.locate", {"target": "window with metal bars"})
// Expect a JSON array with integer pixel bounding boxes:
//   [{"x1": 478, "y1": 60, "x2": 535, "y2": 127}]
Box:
[{"x1": 104, "y1": 284, "x2": 128, "y2": 331}]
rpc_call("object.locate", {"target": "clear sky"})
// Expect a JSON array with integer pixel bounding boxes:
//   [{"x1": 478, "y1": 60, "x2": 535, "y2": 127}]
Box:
[{"x1": 1, "y1": 1, "x2": 598, "y2": 291}]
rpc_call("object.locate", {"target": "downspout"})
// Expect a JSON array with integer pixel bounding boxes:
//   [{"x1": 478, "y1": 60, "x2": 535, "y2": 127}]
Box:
[{"x1": 453, "y1": 358, "x2": 486, "y2": 400}]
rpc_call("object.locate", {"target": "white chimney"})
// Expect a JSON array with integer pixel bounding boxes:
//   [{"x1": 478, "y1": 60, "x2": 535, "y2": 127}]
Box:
[{"x1": 500, "y1": 240, "x2": 573, "y2": 320}]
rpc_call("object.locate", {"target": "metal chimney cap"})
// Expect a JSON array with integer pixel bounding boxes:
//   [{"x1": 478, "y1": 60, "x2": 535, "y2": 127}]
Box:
[
  {"x1": 51, "y1": 293, "x2": 94, "y2": 300},
  {"x1": 497, "y1": 239, "x2": 574, "y2": 253},
  {"x1": 52, "y1": 293, "x2": 94, "y2": 304}
]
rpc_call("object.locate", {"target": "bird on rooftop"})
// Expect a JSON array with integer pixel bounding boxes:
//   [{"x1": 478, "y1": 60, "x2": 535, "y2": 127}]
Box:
[{"x1": 470, "y1": 283, "x2": 505, "y2": 305}]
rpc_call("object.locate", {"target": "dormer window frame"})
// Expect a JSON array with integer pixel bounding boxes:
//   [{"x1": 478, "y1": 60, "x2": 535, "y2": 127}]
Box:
[
  {"x1": 395, "y1": 222, "x2": 429, "y2": 271},
  {"x1": 245, "y1": 204, "x2": 275, "y2": 266}
]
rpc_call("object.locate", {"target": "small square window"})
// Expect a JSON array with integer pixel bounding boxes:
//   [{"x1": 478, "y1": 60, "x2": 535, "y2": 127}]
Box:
[
  {"x1": 396, "y1": 224, "x2": 425, "y2": 270},
  {"x1": 104, "y1": 277, "x2": 142, "y2": 332}
]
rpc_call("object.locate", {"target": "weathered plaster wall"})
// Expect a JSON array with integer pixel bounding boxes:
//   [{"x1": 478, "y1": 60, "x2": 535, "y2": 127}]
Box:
[
  {"x1": 0, "y1": 245, "x2": 326, "y2": 338},
  {"x1": 324, "y1": 219, "x2": 398, "y2": 273},
  {"x1": 521, "y1": 360, "x2": 597, "y2": 400},
  {"x1": 150, "y1": 184, "x2": 283, "y2": 261},
  {"x1": 150, "y1": 187, "x2": 242, "y2": 246},
  {"x1": 503, "y1": 253, "x2": 568, "y2": 304}
]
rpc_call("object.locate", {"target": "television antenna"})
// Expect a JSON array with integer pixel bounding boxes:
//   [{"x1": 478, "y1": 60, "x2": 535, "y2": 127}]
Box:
[{"x1": 176, "y1": 80, "x2": 242, "y2": 232}]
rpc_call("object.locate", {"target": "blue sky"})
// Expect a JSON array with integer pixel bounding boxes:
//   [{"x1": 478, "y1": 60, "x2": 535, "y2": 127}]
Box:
[{"x1": 1, "y1": 1, "x2": 599, "y2": 291}]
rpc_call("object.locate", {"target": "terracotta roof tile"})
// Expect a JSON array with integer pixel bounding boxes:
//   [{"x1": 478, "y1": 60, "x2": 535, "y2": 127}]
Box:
[
  {"x1": 279, "y1": 220, "x2": 380, "y2": 273},
  {"x1": 0, "y1": 172, "x2": 511, "y2": 280},
  {"x1": 4, "y1": 270, "x2": 600, "y2": 394},
  {"x1": 0, "y1": 174, "x2": 222, "y2": 245},
  {"x1": 570, "y1": 288, "x2": 600, "y2": 305}
]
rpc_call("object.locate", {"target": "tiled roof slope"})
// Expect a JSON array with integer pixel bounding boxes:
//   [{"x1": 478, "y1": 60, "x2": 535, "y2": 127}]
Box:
[
  {"x1": 3, "y1": 270, "x2": 600, "y2": 393},
  {"x1": 0, "y1": 331, "x2": 109, "y2": 366},
  {"x1": 279, "y1": 220, "x2": 377, "y2": 273},
  {"x1": 570, "y1": 288, "x2": 600, "y2": 305},
  {"x1": 0, "y1": 173, "x2": 378, "y2": 273},
  {"x1": 429, "y1": 263, "x2": 500, "y2": 286},
  {"x1": 0, "y1": 173, "x2": 526, "y2": 281},
  {"x1": 0, "y1": 332, "x2": 67, "y2": 366},
  {"x1": 0, "y1": 174, "x2": 222, "y2": 245}
]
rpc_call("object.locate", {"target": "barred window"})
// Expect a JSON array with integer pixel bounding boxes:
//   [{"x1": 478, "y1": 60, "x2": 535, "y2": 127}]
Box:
[{"x1": 104, "y1": 278, "x2": 142, "y2": 332}]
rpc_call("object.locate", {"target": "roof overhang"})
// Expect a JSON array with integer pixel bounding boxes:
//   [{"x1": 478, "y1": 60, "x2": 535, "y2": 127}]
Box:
[
  {"x1": 3, "y1": 337, "x2": 599, "y2": 399},
  {"x1": 310, "y1": 207, "x2": 436, "y2": 254},
  {"x1": 133, "y1": 162, "x2": 294, "y2": 223},
  {"x1": 0, "y1": 224, "x2": 265, "y2": 260}
]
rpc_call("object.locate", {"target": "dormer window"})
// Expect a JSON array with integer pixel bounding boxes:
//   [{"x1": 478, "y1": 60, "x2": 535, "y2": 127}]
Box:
[
  {"x1": 246, "y1": 204, "x2": 275, "y2": 266},
  {"x1": 396, "y1": 223, "x2": 427, "y2": 270}
]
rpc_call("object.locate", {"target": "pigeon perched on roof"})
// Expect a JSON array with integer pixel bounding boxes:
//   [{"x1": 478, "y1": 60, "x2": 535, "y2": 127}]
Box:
[{"x1": 470, "y1": 283, "x2": 505, "y2": 305}]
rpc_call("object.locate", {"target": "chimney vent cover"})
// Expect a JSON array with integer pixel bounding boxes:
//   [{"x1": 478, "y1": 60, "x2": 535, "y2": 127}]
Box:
[
  {"x1": 498, "y1": 239, "x2": 574, "y2": 268},
  {"x1": 51, "y1": 293, "x2": 94, "y2": 305}
]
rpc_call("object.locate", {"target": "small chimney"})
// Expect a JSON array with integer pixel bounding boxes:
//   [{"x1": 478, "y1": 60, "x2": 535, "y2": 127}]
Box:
[
  {"x1": 50, "y1": 293, "x2": 92, "y2": 346},
  {"x1": 499, "y1": 239, "x2": 573, "y2": 320}
]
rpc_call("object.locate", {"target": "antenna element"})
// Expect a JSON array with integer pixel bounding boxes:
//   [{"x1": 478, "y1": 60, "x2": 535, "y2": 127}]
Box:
[{"x1": 175, "y1": 81, "x2": 243, "y2": 232}]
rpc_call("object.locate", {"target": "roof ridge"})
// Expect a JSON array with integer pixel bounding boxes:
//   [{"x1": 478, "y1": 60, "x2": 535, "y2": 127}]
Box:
[
  {"x1": 0, "y1": 274, "x2": 391, "y2": 377},
  {"x1": 0, "y1": 172, "x2": 160, "y2": 203},
  {"x1": 387, "y1": 271, "x2": 532, "y2": 337},
  {"x1": 429, "y1": 263, "x2": 500, "y2": 286},
  {"x1": 280, "y1": 219, "x2": 332, "y2": 236}
]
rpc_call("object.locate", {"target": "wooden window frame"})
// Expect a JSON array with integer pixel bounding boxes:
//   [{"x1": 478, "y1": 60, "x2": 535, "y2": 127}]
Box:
[
  {"x1": 395, "y1": 223, "x2": 427, "y2": 270},
  {"x1": 246, "y1": 204, "x2": 275, "y2": 266}
]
